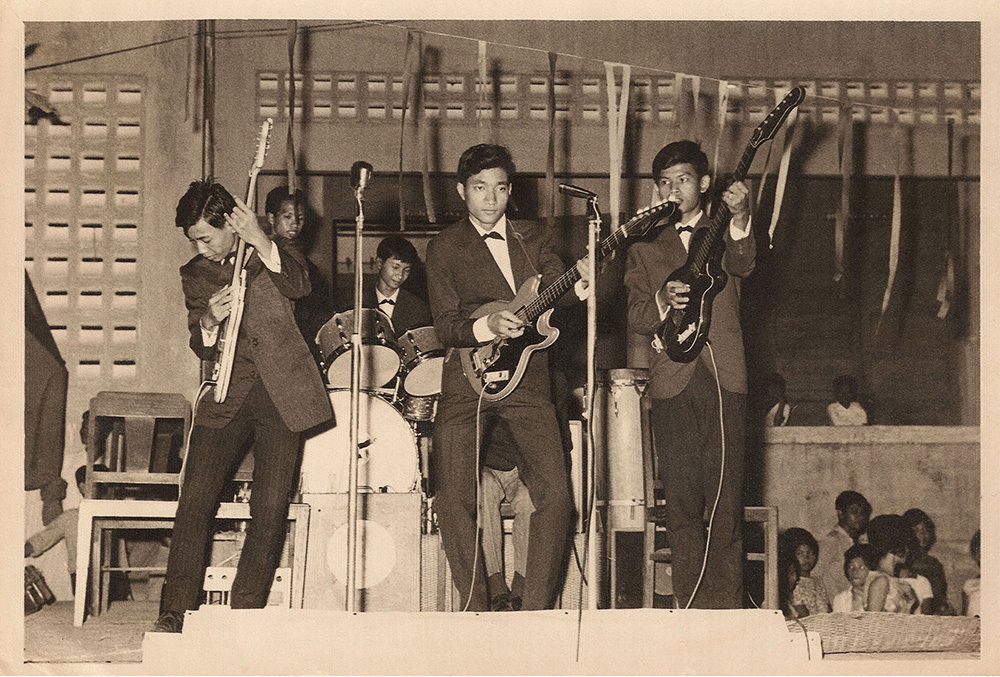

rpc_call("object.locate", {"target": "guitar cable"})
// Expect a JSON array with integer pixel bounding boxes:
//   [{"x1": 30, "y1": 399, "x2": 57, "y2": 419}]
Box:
[
  {"x1": 462, "y1": 384, "x2": 489, "y2": 612},
  {"x1": 683, "y1": 341, "x2": 726, "y2": 609},
  {"x1": 176, "y1": 379, "x2": 214, "y2": 500}
]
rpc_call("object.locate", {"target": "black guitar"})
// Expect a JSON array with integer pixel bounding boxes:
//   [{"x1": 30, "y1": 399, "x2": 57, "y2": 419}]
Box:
[
  {"x1": 656, "y1": 87, "x2": 805, "y2": 363},
  {"x1": 461, "y1": 200, "x2": 680, "y2": 401}
]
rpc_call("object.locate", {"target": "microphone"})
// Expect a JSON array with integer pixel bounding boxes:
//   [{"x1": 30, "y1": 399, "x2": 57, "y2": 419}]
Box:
[
  {"x1": 558, "y1": 183, "x2": 597, "y2": 200},
  {"x1": 349, "y1": 161, "x2": 373, "y2": 193}
]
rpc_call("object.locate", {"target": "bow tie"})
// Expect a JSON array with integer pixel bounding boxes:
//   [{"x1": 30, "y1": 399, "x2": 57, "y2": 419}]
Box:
[
  {"x1": 676, "y1": 224, "x2": 695, "y2": 234},
  {"x1": 482, "y1": 231, "x2": 505, "y2": 241},
  {"x1": 378, "y1": 298, "x2": 395, "y2": 306}
]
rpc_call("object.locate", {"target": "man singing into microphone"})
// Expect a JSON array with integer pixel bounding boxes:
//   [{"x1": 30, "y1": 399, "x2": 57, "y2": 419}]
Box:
[
  {"x1": 425, "y1": 143, "x2": 588, "y2": 611},
  {"x1": 153, "y1": 180, "x2": 332, "y2": 632},
  {"x1": 624, "y1": 140, "x2": 754, "y2": 609}
]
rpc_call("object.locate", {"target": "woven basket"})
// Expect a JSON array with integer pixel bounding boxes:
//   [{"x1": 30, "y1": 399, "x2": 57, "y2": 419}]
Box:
[{"x1": 788, "y1": 612, "x2": 980, "y2": 654}]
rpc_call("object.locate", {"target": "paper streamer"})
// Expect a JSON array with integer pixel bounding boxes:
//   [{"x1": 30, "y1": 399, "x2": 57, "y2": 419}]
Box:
[
  {"x1": 545, "y1": 52, "x2": 557, "y2": 227},
  {"x1": 416, "y1": 34, "x2": 436, "y2": 224},
  {"x1": 605, "y1": 62, "x2": 631, "y2": 230},
  {"x1": 835, "y1": 104, "x2": 852, "y2": 282},
  {"x1": 690, "y1": 75, "x2": 701, "y2": 139},
  {"x1": 712, "y1": 80, "x2": 730, "y2": 189},
  {"x1": 766, "y1": 89, "x2": 797, "y2": 248},
  {"x1": 397, "y1": 31, "x2": 417, "y2": 230},
  {"x1": 477, "y1": 41, "x2": 489, "y2": 143},
  {"x1": 285, "y1": 20, "x2": 298, "y2": 192},
  {"x1": 880, "y1": 120, "x2": 903, "y2": 318},
  {"x1": 937, "y1": 118, "x2": 957, "y2": 318}
]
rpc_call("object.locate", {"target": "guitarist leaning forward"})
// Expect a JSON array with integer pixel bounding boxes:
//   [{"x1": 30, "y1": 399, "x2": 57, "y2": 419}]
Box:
[
  {"x1": 425, "y1": 144, "x2": 589, "y2": 612},
  {"x1": 153, "y1": 180, "x2": 332, "y2": 633},
  {"x1": 624, "y1": 141, "x2": 755, "y2": 609}
]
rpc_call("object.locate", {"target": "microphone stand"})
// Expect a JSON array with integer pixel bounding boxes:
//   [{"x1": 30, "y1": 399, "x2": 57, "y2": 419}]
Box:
[
  {"x1": 346, "y1": 183, "x2": 365, "y2": 612},
  {"x1": 583, "y1": 196, "x2": 601, "y2": 611}
]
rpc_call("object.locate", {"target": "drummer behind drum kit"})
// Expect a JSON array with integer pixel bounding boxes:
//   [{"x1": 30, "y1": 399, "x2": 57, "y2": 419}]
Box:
[{"x1": 301, "y1": 308, "x2": 445, "y2": 495}]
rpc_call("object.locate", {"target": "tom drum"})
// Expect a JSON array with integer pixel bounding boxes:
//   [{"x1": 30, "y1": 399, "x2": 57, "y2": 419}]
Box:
[
  {"x1": 396, "y1": 326, "x2": 445, "y2": 396},
  {"x1": 315, "y1": 309, "x2": 400, "y2": 390}
]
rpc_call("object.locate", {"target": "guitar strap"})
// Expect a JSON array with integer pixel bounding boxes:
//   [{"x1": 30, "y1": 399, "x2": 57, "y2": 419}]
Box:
[{"x1": 506, "y1": 222, "x2": 539, "y2": 278}]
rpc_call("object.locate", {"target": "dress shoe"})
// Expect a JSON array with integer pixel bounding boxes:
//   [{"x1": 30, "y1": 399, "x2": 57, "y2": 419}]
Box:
[{"x1": 152, "y1": 610, "x2": 184, "y2": 633}]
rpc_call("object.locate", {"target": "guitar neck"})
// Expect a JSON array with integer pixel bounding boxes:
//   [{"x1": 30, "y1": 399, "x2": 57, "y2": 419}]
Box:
[
  {"x1": 518, "y1": 204, "x2": 671, "y2": 323},
  {"x1": 688, "y1": 147, "x2": 758, "y2": 271}
]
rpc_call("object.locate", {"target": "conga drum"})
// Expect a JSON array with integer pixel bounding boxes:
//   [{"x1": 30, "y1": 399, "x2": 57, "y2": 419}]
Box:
[{"x1": 593, "y1": 368, "x2": 650, "y2": 531}]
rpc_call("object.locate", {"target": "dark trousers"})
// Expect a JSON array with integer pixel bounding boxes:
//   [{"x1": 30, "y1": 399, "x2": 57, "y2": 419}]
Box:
[
  {"x1": 160, "y1": 378, "x2": 299, "y2": 613},
  {"x1": 434, "y1": 387, "x2": 571, "y2": 611},
  {"x1": 651, "y1": 360, "x2": 745, "y2": 609}
]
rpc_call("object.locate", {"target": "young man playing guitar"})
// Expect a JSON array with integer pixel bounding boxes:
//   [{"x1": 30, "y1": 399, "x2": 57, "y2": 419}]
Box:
[
  {"x1": 153, "y1": 180, "x2": 332, "y2": 632},
  {"x1": 425, "y1": 144, "x2": 587, "y2": 611},
  {"x1": 624, "y1": 140, "x2": 754, "y2": 609}
]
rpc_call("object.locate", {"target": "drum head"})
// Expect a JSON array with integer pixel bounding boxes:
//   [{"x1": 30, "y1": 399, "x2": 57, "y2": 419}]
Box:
[
  {"x1": 325, "y1": 345, "x2": 400, "y2": 389},
  {"x1": 300, "y1": 390, "x2": 418, "y2": 494},
  {"x1": 402, "y1": 358, "x2": 444, "y2": 396}
]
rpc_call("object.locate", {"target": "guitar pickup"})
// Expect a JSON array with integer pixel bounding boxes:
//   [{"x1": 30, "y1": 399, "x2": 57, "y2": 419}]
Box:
[
  {"x1": 678, "y1": 323, "x2": 696, "y2": 342},
  {"x1": 483, "y1": 370, "x2": 510, "y2": 383}
]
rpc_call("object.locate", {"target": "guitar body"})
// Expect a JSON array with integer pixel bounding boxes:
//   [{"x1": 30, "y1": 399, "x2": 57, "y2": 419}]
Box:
[
  {"x1": 661, "y1": 230, "x2": 728, "y2": 363},
  {"x1": 458, "y1": 275, "x2": 560, "y2": 401}
]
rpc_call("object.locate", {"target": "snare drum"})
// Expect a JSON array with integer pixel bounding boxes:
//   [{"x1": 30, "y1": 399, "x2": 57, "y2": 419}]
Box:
[
  {"x1": 316, "y1": 309, "x2": 400, "y2": 389},
  {"x1": 299, "y1": 390, "x2": 419, "y2": 494},
  {"x1": 398, "y1": 393, "x2": 438, "y2": 422},
  {"x1": 397, "y1": 326, "x2": 445, "y2": 396}
]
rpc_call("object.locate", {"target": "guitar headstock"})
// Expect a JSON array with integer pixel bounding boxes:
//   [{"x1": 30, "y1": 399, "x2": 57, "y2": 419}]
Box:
[
  {"x1": 628, "y1": 199, "x2": 681, "y2": 238},
  {"x1": 250, "y1": 118, "x2": 274, "y2": 177},
  {"x1": 749, "y1": 87, "x2": 805, "y2": 148}
]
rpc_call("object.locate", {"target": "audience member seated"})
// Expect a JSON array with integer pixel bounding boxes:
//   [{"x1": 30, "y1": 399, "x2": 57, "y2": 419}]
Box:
[
  {"x1": 25, "y1": 463, "x2": 108, "y2": 593},
  {"x1": 962, "y1": 529, "x2": 980, "y2": 617},
  {"x1": 901, "y1": 507, "x2": 954, "y2": 615},
  {"x1": 832, "y1": 541, "x2": 917, "y2": 614},
  {"x1": 778, "y1": 550, "x2": 801, "y2": 620},
  {"x1": 761, "y1": 372, "x2": 793, "y2": 427},
  {"x1": 814, "y1": 490, "x2": 871, "y2": 602},
  {"x1": 865, "y1": 514, "x2": 924, "y2": 613},
  {"x1": 826, "y1": 375, "x2": 868, "y2": 425},
  {"x1": 779, "y1": 527, "x2": 830, "y2": 617}
]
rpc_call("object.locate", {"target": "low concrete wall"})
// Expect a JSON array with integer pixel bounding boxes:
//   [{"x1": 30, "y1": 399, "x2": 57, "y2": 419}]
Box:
[{"x1": 761, "y1": 425, "x2": 980, "y2": 611}]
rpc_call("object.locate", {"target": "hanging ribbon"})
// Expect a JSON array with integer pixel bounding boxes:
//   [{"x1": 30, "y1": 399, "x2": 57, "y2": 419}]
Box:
[
  {"x1": 937, "y1": 118, "x2": 957, "y2": 318},
  {"x1": 879, "y1": 117, "x2": 904, "y2": 321},
  {"x1": 545, "y1": 52, "x2": 557, "y2": 228},
  {"x1": 285, "y1": 20, "x2": 298, "y2": 192},
  {"x1": 690, "y1": 75, "x2": 701, "y2": 141},
  {"x1": 672, "y1": 72, "x2": 685, "y2": 137},
  {"x1": 766, "y1": 86, "x2": 796, "y2": 248},
  {"x1": 834, "y1": 103, "x2": 852, "y2": 282},
  {"x1": 185, "y1": 20, "x2": 201, "y2": 130},
  {"x1": 477, "y1": 41, "x2": 489, "y2": 143},
  {"x1": 202, "y1": 20, "x2": 216, "y2": 180},
  {"x1": 605, "y1": 62, "x2": 631, "y2": 230},
  {"x1": 416, "y1": 33, "x2": 436, "y2": 224},
  {"x1": 712, "y1": 80, "x2": 730, "y2": 189},
  {"x1": 397, "y1": 31, "x2": 417, "y2": 230}
]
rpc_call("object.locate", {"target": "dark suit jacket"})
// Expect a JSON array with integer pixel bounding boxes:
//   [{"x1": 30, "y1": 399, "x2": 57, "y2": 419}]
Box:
[
  {"x1": 181, "y1": 237, "x2": 333, "y2": 432},
  {"x1": 335, "y1": 283, "x2": 432, "y2": 337},
  {"x1": 625, "y1": 213, "x2": 755, "y2": 399},
  {"x1": 426, "y1": 218, "x2": 566, "y2": 399}
]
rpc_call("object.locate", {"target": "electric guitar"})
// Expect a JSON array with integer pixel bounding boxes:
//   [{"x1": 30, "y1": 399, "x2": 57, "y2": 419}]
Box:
[
  {"x1": 210, "y1": 118, "x2": 273, "y2": 403},
  {"x1": 460, "y1": 200, "x2": 680, "y2": 401},
  {"x1": 656, "y1": 87, "x2": 805, "y2": 363}
]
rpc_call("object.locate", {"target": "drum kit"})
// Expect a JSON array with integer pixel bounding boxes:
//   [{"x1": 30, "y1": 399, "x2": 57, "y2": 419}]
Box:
[{"x1": 301, "y1": 308, "x2": 445, "y2": 495}]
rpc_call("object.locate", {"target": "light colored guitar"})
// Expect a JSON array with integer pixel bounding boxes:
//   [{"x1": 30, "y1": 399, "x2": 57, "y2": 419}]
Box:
[
  {"x1": 459, "y1": 200, "x2": 678, "y2": 401},
  {"x1": 210, "y1": 118, "x2": 273, "y2": 403}
]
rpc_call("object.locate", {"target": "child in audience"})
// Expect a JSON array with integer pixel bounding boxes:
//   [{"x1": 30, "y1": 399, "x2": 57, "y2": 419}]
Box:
[
  {"x1": 762, "y1": 372, "x2": 793, "y2": 427},
  {"x1": 779, "y1": 527, "x2": 830, "y2": 617},
  {"x1": 826, "y1": 375, "x2": 868, "y2": 425},
  {"x1": 963, "y1": 530, "x2": 980, "y2": 617}
]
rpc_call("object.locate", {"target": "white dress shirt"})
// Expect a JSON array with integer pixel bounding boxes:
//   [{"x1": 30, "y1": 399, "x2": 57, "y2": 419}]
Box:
[{"x1": 376, "y1": 288, "x2": 399, "y2": 321}]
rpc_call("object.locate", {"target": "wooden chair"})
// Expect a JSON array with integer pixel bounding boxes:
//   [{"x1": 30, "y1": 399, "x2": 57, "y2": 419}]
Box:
[
  {"x1": 84, "y1": 391, "x2": 192, "y2": 498},
  {"x1": 640, "y1": 397, "x2": 779, "y2": 609}
]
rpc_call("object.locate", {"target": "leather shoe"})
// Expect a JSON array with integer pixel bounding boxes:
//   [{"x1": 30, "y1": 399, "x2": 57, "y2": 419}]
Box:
[
  {"x1": 152, "y1": 611, "x2": 184, "y2": 633},
  {"x1": 490, "y1": 593, "x2": 514, "y2": 612}
]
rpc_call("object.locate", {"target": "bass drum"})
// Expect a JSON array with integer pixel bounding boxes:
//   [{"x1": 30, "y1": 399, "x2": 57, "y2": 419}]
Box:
[{"x1": 299, "y1": 390, "x2": 419, "y2": 494}]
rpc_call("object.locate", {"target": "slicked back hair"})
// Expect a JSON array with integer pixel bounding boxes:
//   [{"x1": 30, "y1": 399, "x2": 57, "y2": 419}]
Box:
[
  {"x1": 457, "y1": 143, "x2": 516, "y2": 185},
  {"x1": 175, "y1": 180, "x2": 236, "y2": 236}
]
